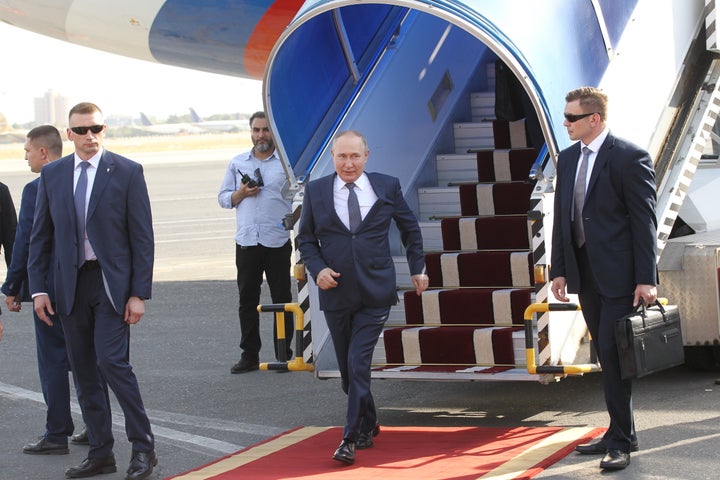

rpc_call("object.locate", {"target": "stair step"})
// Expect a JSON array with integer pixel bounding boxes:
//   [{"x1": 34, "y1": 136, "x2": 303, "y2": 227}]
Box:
[
  {"x1": 417, "y1": 187, "x2": 461, "y2": 220},
  {"x1": 453, "y1": 122, "x2": 495, "y2": 153},
  {"x1": 403, "y1": 287, "x2": 532, "y2": 326},
  {"x1": 441, "y1": 215, "x2": 530, "y2": 251},
  {"x1": 471, "y1": 92, "x2": 495, "y2": 122},
  {"x1": 459, "y1": 182, "x2": 534, "y2": 216},
  {"x1": 384, "y1": 325, "x2": 520, "y2": 366},
  {"x1": 436, "y1": 153, "x2": 479, "y2": 185},
  {"x1": 425, "y1": 250, "x2": 533, "y2": 288},
  {"x1": 419, "y1": 221, "x2": 443, "y2": 251}
]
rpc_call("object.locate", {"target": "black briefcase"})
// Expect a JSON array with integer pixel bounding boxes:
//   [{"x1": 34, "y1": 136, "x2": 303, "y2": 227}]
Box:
[{"x1": 615, "y1": 301, "x2": 684, "y2": 379}]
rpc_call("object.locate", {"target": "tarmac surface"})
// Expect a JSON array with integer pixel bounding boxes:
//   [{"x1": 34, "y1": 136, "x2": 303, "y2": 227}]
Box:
[{"x1": 0, "y1": 144, "x2": 719, "y2": 479}]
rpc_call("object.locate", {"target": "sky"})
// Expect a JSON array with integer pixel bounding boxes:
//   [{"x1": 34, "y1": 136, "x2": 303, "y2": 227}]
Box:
[{"x1": 0, "y1": 22, "x2": 264, "y2": 124}]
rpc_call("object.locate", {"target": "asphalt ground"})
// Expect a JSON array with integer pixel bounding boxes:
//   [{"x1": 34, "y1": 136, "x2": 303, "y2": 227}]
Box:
[{"x1": 0, "y1": 144, "x2": 719, "y2": 480}]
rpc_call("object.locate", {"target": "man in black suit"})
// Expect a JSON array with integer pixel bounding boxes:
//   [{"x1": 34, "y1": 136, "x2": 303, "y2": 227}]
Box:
[
  {"x1": 550, "y1": 87, "x2": 658, "y2": 471},
  {"x1": 29, "y1": 102, "x2": 156, "y2": 480},
  {"x1": 2, "y1": 125, "x2": 91, "y2": 454},
  {"x1": 297, "y1": 130, "x2": 429, "y2": 465}
]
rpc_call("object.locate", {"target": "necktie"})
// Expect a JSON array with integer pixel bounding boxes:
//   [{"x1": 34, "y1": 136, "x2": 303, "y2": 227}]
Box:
[
  {"x1": 573, "y1": 147, "x2": 591, "y2": 247},
  {"x1": 346, "y1": 182, "x2": 361, "y2": 232},
  {"x1": 75, "y1": 162, "x2": 90, "y2": 266}
]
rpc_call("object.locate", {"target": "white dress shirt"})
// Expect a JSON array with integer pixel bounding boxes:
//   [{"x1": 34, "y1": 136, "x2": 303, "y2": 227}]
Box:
[{"x1": 333, "y1": 172, "x2": 378, "y2": 230}]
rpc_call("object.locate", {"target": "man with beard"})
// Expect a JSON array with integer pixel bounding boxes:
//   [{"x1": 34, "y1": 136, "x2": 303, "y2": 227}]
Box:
[{"x1": 218, "y1": 111, "x2": 293, "y2": 373}]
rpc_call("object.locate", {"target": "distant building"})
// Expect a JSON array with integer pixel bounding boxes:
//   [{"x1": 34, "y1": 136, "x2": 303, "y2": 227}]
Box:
[{"x1": 34, "y1": 89, "x2": 70, "y2": 126}]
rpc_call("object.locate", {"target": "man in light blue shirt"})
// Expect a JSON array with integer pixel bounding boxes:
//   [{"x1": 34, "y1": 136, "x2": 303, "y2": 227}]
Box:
[{"x1": 218, "y1": 111, "x2": 293, "y2": 373}]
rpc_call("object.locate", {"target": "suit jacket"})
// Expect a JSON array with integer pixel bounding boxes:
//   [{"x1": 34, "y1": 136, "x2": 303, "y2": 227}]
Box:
[
  {"x1": 28, "y1": 150, "x2": 154, "y2": 316},
  {"x1": 1, "y1": 178, "x2": 52, "y2": 302},
  {"x1": 550, "y1": 132, "x2": 657, "y2": 297},
  {"x1": 297, "y1": 172, "x2": 425, "y2": 311},
  {"x1": 0, "y1": 181, "x2": 17, "y2": 268}
]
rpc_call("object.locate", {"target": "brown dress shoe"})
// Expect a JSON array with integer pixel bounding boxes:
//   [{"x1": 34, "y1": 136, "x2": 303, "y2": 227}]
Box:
[{"x1": 23, "y1": 436, "x2": 69, "y2": 455}]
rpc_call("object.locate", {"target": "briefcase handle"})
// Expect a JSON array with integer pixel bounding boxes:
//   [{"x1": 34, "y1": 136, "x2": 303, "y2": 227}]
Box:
[
  {"x1": 634, "y1": 299, "x2": 668, "y2": 328},
  {"x1": 636, "y1": 298, "x2": 665, "y2": 317}
]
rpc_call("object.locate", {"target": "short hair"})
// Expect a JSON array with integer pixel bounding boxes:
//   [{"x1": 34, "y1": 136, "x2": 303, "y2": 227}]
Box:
[
  {"x1": 332, "y1": 130, "x2": 368, "y2": 152},
  {"x1": 68, "y1": 102, "x2": 103, "y2": 122},
  {"x1": 565, "y1": 87, "x2": 608, "y2": 121},
  {"x1": 27, "y1": 125, "x2": 63, "y2": 157},
  {"x1": 249, "y1": 111, "x2": 266, "y2": 126}
]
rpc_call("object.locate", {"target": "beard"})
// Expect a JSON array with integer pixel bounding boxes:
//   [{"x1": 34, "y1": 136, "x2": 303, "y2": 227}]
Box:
[{"x1": 253, "y1": 138, "x2": 275, "y2": 154}]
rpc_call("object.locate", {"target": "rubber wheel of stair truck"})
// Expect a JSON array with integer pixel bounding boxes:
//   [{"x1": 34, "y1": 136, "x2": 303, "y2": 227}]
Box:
[{"x1": 683, "y1": 345, "x2": 720, "y2": 371}]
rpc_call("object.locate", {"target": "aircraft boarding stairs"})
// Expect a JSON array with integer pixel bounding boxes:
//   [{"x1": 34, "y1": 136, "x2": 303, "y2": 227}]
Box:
[{"x1": 371, "y1": 71, "x2": 582, "y2": 381}]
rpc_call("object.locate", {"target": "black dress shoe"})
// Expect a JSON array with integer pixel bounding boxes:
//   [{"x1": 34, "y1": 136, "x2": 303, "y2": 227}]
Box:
[
  {"x1": 65, "y1": 456, "x2": 117, "y2": 478},
  {"x1": 600, "y1": 449, "x2": 631, "y2": 470},
  {"x1": 23, "y1": 436, "x2": 69, "y2": 455},
  {"x1": 356, "y1": 423, "x2": 381, "y2": 449},
  {"x1": 71, "y1": 426, "x2": 90, "y2": 445},
  {"x1": 575, "y1": 438, "x2": 638, "y2": 454},
  {"x1": 332, "y1": 440, "x2": 355, "y2": 465},
  {"x1": 125, "y1": 450, "x2": 157, "y2": 480},
  {"x1": 230, "y1": 358, "x2": 259, "y2": 374}
]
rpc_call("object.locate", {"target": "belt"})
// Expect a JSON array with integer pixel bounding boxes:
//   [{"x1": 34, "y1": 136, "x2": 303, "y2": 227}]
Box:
[{"x1": 79, "y1": 260, "x2": 99, "y2": 271}]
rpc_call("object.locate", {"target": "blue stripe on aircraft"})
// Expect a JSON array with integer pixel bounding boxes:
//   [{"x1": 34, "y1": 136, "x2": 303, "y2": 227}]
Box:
[{"x1": 148, "y1": 0, "x2": 270, "y2": 77}]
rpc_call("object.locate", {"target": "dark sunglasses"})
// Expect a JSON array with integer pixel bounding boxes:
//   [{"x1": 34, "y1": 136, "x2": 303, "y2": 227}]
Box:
[
  {"x1": 564, "y1": 112, "x2": 597, "y2": 123},
  {"x1": 70, "y1": 125, "x2": 105, "y2": 135}
]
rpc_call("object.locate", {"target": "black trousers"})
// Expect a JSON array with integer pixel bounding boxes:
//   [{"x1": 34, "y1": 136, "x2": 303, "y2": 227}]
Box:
[
  {"x1": 575, "y1": 246, "x2": 636, "y2": 453},
  {"x1": 61, "y1": 263, "x2": 152, "y2": 458},
  {"x1": 235, "y1": 241, "x2": 293, "y2": 362},
  {"x1": 324, "y1": 305, "x2": 388, "y2": 442}
]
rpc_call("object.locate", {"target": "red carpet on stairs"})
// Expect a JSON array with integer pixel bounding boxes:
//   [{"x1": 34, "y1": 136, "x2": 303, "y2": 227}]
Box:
[{"x1": 167, "y1": 425, "x2": 605, "y2": 480}]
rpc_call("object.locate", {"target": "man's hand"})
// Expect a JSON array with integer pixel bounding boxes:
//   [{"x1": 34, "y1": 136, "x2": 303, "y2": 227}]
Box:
[
  {"x1": 5, "y1": 295, "x2": 21, "y2": 312},
  {"x1": 124, "y1": 296, "x2": 146, "y2": 324},
  {"x1": 634, "y1": 284, "x2": 657, "y2": 307},
  {"x1": 33, "y1": 295, "x2": 55, "y2": 326},
  {"x1": 316, "y1": 267, "x2": 340, "y2": 290},
  {"x1": 411, "y1": 273, "x2": 429, "y2": 296},
  {"x1": 231, "y1": 183, "x2": 260, "y2": 206},
  {"x1": 551, "y1": 277, "x2": 570, "y2": 302}
]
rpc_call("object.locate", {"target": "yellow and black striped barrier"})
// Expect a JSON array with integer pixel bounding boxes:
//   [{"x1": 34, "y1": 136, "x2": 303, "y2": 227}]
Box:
[
  {"x1": 523, "y1": 302, "x2": 598, "y2": 375},
  {"x1": 257, "y1": 302, "x2": 315, "y2": 372}
]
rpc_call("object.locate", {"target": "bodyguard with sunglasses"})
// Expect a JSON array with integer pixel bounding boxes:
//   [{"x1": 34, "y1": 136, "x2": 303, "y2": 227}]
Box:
[
  {"x1": 550, "y1": 87, "x2": 657, "y2": 471},
  {"x1": 28, "y1": 103, "x2": 156, "y2": 480},
  {"x1": 218, "y1": 111, "x2": 293, "y2": 374}
]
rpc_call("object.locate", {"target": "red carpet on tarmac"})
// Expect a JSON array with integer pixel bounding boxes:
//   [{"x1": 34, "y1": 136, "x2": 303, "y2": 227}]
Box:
[{"x1": 167, "y1": 425, "x2": 605, "y2": 480}]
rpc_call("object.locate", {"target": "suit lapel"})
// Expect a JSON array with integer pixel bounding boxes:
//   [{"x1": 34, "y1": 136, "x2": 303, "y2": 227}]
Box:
[
  {"x1": 322, "y1": 174, "x2": 347, "y2": 230},
  {"x1": 62, "y1": 156, "x2": 77, "y2": 227},
  {"x1": 87, "y1": 152, "x2": 115, "y2": 222}
]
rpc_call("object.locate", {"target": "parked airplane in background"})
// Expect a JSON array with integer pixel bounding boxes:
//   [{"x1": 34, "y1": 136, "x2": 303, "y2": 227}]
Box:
[
  {"x1": 188, "y1": 108, "x2": 247, "y2": 133},
  {"x1": 136, "y1": 112, "x2": 205, "y2": 135}
]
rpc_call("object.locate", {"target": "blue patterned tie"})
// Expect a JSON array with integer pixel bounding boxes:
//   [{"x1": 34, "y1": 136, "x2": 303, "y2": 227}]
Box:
[
  {"x1": 573, "y1": 147, "x2": 591, "y2": 247},
  {"x1": 346, "y1": 182, "x2": 361, "y2": 232},
  {"x1": 75, "y1": 162, "x2": 90, "y2": 266}
]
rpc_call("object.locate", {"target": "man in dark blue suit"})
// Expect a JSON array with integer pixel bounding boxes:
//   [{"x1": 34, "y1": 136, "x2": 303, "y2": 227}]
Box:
[
  {"x1": 297, "y1": 130, "x2": 429, "y2": 465},
  {"x1": 550, "y1": 87, "x2": 658, "y2": 471},
  {"x1": 28, "y1": 103, "x2": 156, "y2": 480},
  {"x1": 2, "y1": 125, "x2": 91, "y2": 454}
]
